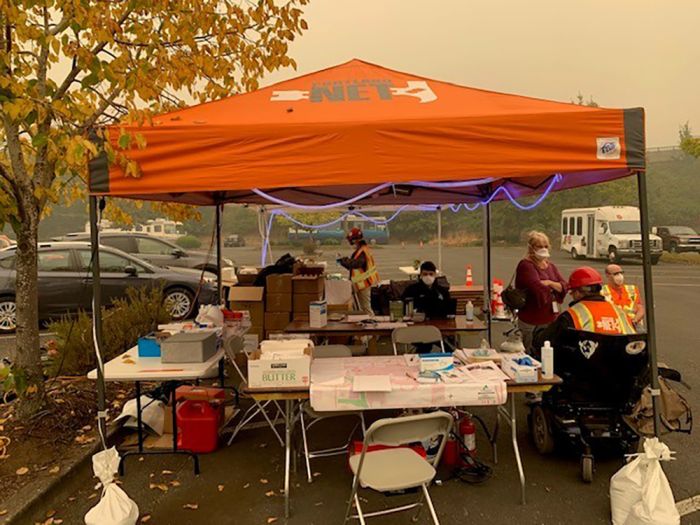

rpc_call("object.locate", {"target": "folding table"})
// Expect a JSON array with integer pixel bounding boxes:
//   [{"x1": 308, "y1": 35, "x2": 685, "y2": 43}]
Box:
[{"x1": 87, "y1": 345, "x2": 225, "y2": 474}]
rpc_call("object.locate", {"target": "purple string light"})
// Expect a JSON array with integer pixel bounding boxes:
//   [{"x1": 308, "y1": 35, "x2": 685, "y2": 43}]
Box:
[{"x1": 258, "y1": 174, "x2": 563, "y2": 264}]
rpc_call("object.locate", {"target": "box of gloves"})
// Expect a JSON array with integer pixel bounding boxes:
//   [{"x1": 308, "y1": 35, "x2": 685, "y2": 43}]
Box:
[{"x1": 500, "y1": 352, "x2": 541, "y2": 383}]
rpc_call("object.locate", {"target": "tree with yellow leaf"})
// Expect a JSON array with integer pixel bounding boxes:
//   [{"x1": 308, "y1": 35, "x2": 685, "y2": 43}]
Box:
[{"x1": 0, "y1": 0, "x2": 308, "y2": 416}]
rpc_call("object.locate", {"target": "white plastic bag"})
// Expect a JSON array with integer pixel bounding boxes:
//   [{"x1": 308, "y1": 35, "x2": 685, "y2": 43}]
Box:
[
  {"x1": 196, "y1": 304, "x2": 224, "y2": 327},
  {"x1": 610, "y1": 438, "x2": 679, "y2": 525},
  {"x1": 85, "y1": 447, "x2": 139, "y2": 525}
]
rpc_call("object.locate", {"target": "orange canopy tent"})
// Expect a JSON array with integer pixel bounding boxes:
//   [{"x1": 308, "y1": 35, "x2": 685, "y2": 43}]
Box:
[
  {"x1": 87, "y1": 59, "x2": 662, "y2": 446},
  {"x1": 89, "y1": 59, "x2": 645, "y2": 206}
]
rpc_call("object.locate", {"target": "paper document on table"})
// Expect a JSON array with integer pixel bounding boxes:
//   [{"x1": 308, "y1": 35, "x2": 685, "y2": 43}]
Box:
[
  {"x1": 373, "y1": 322, "x2": 408, "y2": 330},
  {"x1": 462, "y1": 362, "x2": 510, "y2": 382},
  {"x1": 347, "y1": 314, "x2": 371, "y2": 322},
  {"x1": 352, "y1": 375, "x2": 392, "y2": 392}
]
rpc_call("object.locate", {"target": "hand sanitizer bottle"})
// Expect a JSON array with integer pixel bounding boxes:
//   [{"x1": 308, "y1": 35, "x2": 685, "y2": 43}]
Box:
[
  {"x1": 465, "y1": 300, "x2": 474, "y2": 321},
  {"x1": 541, "y1": 340, "x2": 554, "y2": 379}
]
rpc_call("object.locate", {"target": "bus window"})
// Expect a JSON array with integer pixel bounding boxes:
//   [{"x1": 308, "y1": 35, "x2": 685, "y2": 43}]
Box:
[
  {"x1": 569, "y1": 217, "x2": 575, "y2": 235},
  {"x1": 576, "y1": 217, "x2": 583, "y2": 235},
  {"x1": 562, "y1": 218, "x2": 568, "y2": 234}
]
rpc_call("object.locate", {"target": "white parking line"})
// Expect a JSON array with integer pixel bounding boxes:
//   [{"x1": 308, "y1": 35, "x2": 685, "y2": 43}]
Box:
[{"x1": 677, "y1": 495, "x2": 700, "y2": 517}]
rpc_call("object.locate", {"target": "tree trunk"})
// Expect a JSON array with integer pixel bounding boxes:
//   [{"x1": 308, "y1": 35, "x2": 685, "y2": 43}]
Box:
[{"x1": 12, "y1": 191, "x2": 44, "y2": 416}]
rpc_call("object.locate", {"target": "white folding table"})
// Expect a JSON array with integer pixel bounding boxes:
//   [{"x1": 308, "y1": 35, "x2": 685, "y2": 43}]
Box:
[{"x1": 88, "y1": 345, "x2": 225, "y2": 474}]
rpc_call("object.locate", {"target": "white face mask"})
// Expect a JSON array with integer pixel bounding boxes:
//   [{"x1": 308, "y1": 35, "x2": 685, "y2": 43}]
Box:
[
  {"x1": 613, "y1": 273, "x2": 624, "y2": 286},
  {"x1": 534, "y1": 248, "x2": 550, "y2": 259},
  {"x1": 421, "y1": 275, "x2": 436, "y2": 286}
]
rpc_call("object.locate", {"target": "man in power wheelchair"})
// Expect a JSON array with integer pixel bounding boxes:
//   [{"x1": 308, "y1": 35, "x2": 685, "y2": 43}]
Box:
[{"x1": 529, "y1": 267, "x2": 690, "y2": 482}]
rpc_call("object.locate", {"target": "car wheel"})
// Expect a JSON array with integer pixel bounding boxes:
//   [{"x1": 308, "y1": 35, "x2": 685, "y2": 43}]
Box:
[
  {"x1": 570, "y1": 248, "x2": 578, "y2": 260},
  {"x1": 669, "y1": 242, "x2": 678, "y2": 253},
  {"x1": 651, "y1": 255, "x2": 661, "y2": 265},
  {"x1": 581, "y1": 455, "x2": 594, "y2": 483},
  {"x1": 608, "y1": 247, "x2": 620, "y2": 263},
  {"x1": 0, "y1": 296, "x2": 17, "y2": 333},
  {"x1": 164, "y1": 288, "x2": 195, "y2": 320}
]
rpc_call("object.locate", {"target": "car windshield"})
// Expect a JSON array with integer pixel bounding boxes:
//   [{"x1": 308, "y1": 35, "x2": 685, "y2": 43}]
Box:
[
  {"x1": 609, "y1": 221, "x2": 641, "y2": 234},
  {"x1": 668, "y1": 226, "x2": 697, "y2": 235}
]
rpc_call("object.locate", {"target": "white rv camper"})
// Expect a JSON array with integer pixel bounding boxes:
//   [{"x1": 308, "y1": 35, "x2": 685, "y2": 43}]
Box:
[{"x1": 560, "y1": 206, "x2": 662, "y2": 264}]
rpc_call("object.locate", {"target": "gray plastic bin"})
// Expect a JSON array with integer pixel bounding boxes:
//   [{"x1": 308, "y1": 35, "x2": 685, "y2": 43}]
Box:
[{"x1": 161, "y1": 331, "x2": 218, "y2": 363}]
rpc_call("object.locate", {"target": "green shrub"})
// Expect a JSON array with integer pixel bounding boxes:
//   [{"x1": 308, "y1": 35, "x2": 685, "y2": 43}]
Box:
[
  {"x1": 302, "y1": 240, "x2": 318, "y2": 255},
  {"x1": 176, "y1": 235, "x2": 202, "y2": 249},
  {"x1": 47, "y1": 286, "x2": 172, "y2": 377},
  {"x1": 321, "y1": 238, "x2": 341, "y2": 246}
]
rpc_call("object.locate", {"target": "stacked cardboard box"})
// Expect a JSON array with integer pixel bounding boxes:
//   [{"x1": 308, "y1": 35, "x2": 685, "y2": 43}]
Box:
[
  {"x1": 265, "y1": 274, "x2": 293, "y2": 338},
  {"x1": 292, "y1": 275, "x2": 325, "y2": 321},
  {"x1": 229, "y1": 286, "x2": 264, "y2": 340}
]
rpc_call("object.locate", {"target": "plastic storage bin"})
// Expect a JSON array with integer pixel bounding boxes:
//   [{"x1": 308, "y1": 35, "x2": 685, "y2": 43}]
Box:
[{"x1": 176, "y1": 400, "x2": 220, "y2": 453}]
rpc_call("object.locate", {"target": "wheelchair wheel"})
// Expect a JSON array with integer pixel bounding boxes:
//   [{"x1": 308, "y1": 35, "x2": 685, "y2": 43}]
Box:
[
  {"x1": 581, "y1": 455, "x2": 594, "y2": 483},
  {"x1": 530, "y1": 405, "x2": 555, "y2": 454}
]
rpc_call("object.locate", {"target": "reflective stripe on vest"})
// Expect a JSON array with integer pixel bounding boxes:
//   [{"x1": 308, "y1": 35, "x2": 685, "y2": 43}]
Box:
[
  {"x1": 568, "y1": 300, "x2": 636, "y2": 334},
  {"x1": 350, "y1": 245, "x2": 380, "y2": 290},
  {"x1": 602, "y1": 284, "x2": 639, "y2": 317}
]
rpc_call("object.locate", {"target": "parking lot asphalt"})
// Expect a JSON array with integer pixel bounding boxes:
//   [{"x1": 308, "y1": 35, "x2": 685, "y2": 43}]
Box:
[{"x1": 17, "y1": 244, "x2": 700, "y2": 524}]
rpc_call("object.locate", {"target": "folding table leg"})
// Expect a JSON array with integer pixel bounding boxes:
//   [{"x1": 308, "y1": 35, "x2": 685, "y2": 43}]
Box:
[
  {"x1": 284, "y1": 399, "x2": 292, "y2": 519},
  {"x1": 509, "y1": 395, "x2": 526, "y2": 504}
]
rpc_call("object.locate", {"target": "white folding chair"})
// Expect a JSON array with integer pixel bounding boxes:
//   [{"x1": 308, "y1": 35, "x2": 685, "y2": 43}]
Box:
[
  {"x1": 344, "y1": 411, "x2": 453, "y2": 524},
  {"x1": 391, "y1": 325, "x2": 445, "y2": 355},
  {"x1": 300, "y1": 345, "x2": 366, "y2": 483},
  {"x1": 222, "y1": 335, "x2": 285, "y2": 447}
]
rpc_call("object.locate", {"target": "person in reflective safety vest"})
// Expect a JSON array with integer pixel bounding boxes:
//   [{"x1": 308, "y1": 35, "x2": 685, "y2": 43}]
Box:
[
  {"x1": 533, "y1": 266, "x2": 636, "y2": 351},
  {"x1": 602, "y1": 264, "x2": 645, "y2": 327},
  {"x1": 337, "y1": 227, "x2": 379, "y2": 315}
]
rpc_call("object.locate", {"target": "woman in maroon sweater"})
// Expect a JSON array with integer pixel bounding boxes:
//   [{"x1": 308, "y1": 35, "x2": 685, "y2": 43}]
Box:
[{"x1": 515, "y1": 231, "x2": 568, "y2": 352}]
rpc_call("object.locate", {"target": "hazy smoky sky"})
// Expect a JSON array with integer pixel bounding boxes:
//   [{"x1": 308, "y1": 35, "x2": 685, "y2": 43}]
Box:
[{"x1": 262, "y1": 0, "x2": 700, "y2": 147}]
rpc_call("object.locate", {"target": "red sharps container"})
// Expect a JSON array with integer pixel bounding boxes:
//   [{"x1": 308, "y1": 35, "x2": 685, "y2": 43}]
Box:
[{"x1": 176, "y1": 400, "x2": 220, "y2": 453}]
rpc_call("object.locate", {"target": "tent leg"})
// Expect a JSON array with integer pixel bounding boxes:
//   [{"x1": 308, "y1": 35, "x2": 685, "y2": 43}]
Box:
[
  {"x1": 482, "y1": 203, "x2": 492, "y2": 345},
  {"x1": 89, "y1": 196, "x2": 107, "y2": 447},
  {"x1": 216, "y1": 203, "x2": 224, "y2": 304},
  {"x1": 636, "y1": 170, "x2": 661, "y2": 437},
  {"x1": 437, "y1": 207, "x2": 443, "y2": 272}
]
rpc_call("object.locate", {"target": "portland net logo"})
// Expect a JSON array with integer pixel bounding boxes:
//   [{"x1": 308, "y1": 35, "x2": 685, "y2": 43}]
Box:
[{"x1": 271, "y1": 79, "x2": 437, "y2": 104}]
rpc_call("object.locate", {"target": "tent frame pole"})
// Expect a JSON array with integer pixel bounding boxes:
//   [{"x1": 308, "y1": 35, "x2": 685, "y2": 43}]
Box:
[
  {"x1": 636, "y1": 169, "x2": 661, "y2": 436},
  {"x1": 215, "y1": 202, "x2": 224, "y2": 304},
  {"x1": 89, "y1": 196, "x2": 107, "y2": 443},
  {"x1": 437, "y1": 206, "x2": 443, "y2": 272},
  {"x1": 482, "y1": 203, "x2": 492, "y2": 344}
]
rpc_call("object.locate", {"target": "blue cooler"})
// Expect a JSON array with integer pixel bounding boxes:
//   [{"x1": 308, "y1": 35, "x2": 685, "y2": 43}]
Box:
[{"x1": 138, "y1": 332, "x2": 162, "y2": 357}]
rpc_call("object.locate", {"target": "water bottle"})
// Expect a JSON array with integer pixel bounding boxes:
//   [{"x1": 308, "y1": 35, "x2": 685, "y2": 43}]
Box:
[
  {"x1": 465, "y1": 300, "x2": 474, "y2": 322},
  {"x1": 541, "y1": 340, "x2": 554, "y2": 379}
]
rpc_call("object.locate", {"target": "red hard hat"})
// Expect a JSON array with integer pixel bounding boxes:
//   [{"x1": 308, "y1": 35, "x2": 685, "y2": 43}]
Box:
[
  {"x1": 568, "y1": 266, "x2": 603, "y2": 289},
  {"x1": 347, "y1": 227, "x2": 363, "y2": 242}
]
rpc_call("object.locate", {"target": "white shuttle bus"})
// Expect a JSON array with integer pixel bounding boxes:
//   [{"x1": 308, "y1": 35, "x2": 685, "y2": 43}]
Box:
[{"x1": 560, "y1": 206, "x2": 663, "y2": 265}]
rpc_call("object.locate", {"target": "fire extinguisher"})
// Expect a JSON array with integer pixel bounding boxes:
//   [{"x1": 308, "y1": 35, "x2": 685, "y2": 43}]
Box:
[{"x1": 459, "y1": 414, "x2": 477, "y2": 456}]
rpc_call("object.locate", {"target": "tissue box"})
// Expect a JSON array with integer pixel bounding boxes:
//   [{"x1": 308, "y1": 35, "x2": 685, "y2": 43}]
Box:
[
  {"x1": 500, "y1": 353, "x2": 541, "y2": 383},
  {"x1": 418, "y1": 353, "x2": 454, "y2": 373},
  {"x1": 247, "y1": 348, "x2": 311, "y2": 389},
  {"x1": 309, "y1": 300, "x2": 327, "y2": 328}
]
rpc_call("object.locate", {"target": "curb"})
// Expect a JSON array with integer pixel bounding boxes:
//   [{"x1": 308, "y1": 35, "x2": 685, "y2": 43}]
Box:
[{"x1": 6, "y1": 424, "x2": 123, "y2": 525}]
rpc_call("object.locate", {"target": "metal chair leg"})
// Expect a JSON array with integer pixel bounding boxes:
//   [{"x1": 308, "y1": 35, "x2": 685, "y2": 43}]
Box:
[
  {"x1": 344, "y1": 475, "x2": 361, "y2": 525},
  {"x1": 354, "y1": 493, "x2": 367, "y2": 525},
  {"x1": 423, "y1": 484, "x2": 441, "y2": 525}
]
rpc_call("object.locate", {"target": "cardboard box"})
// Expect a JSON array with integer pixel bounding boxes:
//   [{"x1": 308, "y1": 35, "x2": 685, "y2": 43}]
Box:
[
  {"x1": 264, "y1": 311, "x2": 291, "y2": 332},
  {"x1": 310, "y1": 300, "x2": 327, "y2": 328},
  {"x1": 247, "y1": 349, "x2": 311, "y2": 389},
  {"x1": 265, "y1": 292, "x2": 292, "y2": 313},
  {"x1": 229, "y1": 286, "x2": 264, "y2": 326},
  {"x1": 236, "y1": 267, "x2": 261, "y2": 286},
  {"x1": 293, "y1": 292, "x2": 323, "y2": 313},
  {"x1": 266, "y1": 273, "x2": 293, "y2": 294},
  {"x1": 292, "y1": 275, "x2": 325, "y2": 295}
]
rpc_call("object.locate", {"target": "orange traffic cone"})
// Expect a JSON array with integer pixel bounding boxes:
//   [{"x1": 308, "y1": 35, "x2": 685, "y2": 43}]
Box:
[{"x1": 466, "y1": 265, "x2": 473, "y2": 287}]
